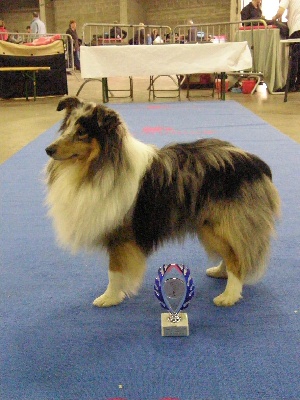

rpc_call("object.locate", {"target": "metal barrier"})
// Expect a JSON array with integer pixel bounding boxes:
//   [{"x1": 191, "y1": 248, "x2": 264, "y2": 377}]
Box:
[
  {"x1": 5, "y1": 32, "x2": 75, "y2": 72},
  {"x1": 173, "y1": 20, "x2": 267, "y2": 52},
  {"x1": 82, "y1": 23, "x2": 172, "y2": 46}
]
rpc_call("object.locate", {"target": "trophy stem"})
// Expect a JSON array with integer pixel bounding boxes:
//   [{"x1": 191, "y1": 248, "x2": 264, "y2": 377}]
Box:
[{"x1": 168, "y1": 312, "x2": 181, "y2": 323}]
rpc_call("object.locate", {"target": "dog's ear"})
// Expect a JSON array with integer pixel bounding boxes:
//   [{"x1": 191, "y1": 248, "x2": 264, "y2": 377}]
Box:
[
  {"x1": 57, "y1": 97, "x2": 83, "y2": 135},
  {"x1": 57, "y1": 96, "x2": 82, "y2": 112},
  {"x1": 96, "y1": 106, "x2": 121, "y2": 133}
]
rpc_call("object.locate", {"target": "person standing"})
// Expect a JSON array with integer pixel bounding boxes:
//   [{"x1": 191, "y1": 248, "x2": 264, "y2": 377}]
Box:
[
  {"x1": 273, "y1": 0, "x2": 300, "y2": 91},
  {"x1": 0, "y1": 20, "x2": 8, "y2": 41},
  {"x1": 30, "y1": 11, "x2": 46, "y2": 35},
  {"x1": 186, "y1": 19, "x2": 197, "y2": 42},
  {"x1": 66, "y1": 20, "x2": 80, "y2": 71}
]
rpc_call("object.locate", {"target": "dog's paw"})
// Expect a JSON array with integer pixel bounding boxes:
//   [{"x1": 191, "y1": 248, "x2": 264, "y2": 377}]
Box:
[
  {"x1": 213, "y1": 291, "x2": 242, "y2": 307},
  {"x1": 206, "y1": 265, "x2": 228, "y2": 279},
  {"x1": 93, "y1": 292, "x2": 125, "y2": 308}
]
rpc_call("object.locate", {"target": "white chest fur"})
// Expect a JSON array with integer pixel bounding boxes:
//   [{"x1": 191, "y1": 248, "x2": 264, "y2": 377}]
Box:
[{"x1": 46, "y1": 136, "x2": 155, "y2": 252}]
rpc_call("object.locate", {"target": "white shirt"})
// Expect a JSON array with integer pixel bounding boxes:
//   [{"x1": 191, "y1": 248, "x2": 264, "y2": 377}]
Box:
[
  {"x1": 30, "y1": 17, "x2": 46, "y2": 35},
  {"x1": 279, "y1": 0, "x2": 300, "y2": 35}
]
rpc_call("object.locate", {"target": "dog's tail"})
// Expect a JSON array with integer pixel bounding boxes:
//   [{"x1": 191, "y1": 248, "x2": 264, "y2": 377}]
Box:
[{"x1": 210, "y1": 175, "x2": 281, "y2": 284}]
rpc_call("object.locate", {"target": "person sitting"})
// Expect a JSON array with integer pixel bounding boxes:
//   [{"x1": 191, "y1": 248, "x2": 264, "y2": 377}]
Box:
[
  {"x1": 241, "y1": 0, "x2": 263, "y2": 22},
  {"x1": 8, "y1": 30, "x2": 23, "y2": 44},
  {"x1": 109, "y1": 21, "x2": 127, "y2": 39},
  {"x1": 241, "y1": 0, "x2": 289, "y2": 38},
  {"x1": 151, "y1": 28, "x2": 159, "y2": 42},
  {"x1": 150, "y1": 28, "x2": 164, "y2": 44},
  {"x1": 130, "y1": 22, "x2": 145, "y2": 45}
]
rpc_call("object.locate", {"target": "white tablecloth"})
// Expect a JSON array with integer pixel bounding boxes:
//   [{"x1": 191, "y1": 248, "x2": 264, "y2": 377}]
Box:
[{"x1": 80, "y1": 42, "x2": 252, "y2": 78}]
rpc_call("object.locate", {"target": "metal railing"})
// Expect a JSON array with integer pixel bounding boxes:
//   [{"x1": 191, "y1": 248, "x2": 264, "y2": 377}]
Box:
[
  {"x1": 82, "y1": 23, "x2": 172, "y2": 46},
  {"x1": 173, "y1": 19, "x2": 268, "y2": 45}
]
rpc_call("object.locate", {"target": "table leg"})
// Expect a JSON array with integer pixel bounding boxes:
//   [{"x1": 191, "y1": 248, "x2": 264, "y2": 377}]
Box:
[
  {"x1": 33, "y1": 71, "x2": 37, "y2": 101},
  {"x1": 129, "y1": 76, "x2": 134, "y2": 100},
  {"x1": 102, "y1": 78, "x2": 109, "y2": 103},
  {"x1": 23, "y1": 72, "x2": 29, "y2": 101},
  {"x1": 186, "y1": 75, "x2": 190, "y2": 99},
  {"x1": 23, "y1": 71, "x2": 37, "y2": 101},
  {"x1": 148, "y1": 76, "x2": 153, "y2": 100},
  {"x1": 284, "y1": 45, "x2": 292, "y2": 103},
  {"x1": 220, "y1": 72, "x2": 226, "y2": 101}
]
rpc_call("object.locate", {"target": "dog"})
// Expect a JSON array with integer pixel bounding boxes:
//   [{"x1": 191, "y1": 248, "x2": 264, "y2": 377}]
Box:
[{"x1": 45, "y1": 96, "x2": 281, "y2": 307}]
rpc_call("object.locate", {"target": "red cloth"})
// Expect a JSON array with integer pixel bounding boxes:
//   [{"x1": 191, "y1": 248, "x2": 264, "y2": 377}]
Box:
[
  {"x1": 0, "y1": 26, "x2": 8, "y2": 41},
  {"x1": 24, "y1": 34, "x2": 61, "y2": 46},
  {"x1": 239, "y1": 25, "x2": 277, "y2": 30}
]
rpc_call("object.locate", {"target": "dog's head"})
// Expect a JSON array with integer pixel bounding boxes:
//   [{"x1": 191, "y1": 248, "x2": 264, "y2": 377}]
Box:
[{"x1": 45, "y1": 97, "x2": 124, "y2": 163}]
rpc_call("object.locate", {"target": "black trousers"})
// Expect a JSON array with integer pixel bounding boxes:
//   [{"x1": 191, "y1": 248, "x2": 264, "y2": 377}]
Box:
[{"x1": 289, "y1": 30, "x2": 300, "y2": 88}]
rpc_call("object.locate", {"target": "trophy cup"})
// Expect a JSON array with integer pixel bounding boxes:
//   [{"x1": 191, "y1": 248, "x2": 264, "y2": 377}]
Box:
[{"x1": 154, "y1": 263, "x2": 195, "y2": 337}]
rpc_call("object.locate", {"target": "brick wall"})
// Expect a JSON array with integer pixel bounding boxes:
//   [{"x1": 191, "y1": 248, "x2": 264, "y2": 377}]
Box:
[
  {"x1": 127, "y1": 0, "x2": 147, "y2": 26},
  {"x1": 145, "y1": 0, "x2": 231, "y2": 27},
  {"x1": 53, "y1": 0, "x2": 121, "y2": 35}
]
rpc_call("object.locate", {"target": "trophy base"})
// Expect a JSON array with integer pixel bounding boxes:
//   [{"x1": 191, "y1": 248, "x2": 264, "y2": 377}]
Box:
[{"x1": 161, "y1": 313, "x2": 189, "y2": 337}]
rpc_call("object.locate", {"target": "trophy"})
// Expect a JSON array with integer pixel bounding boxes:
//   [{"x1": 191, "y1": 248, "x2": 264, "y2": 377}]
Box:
[{"x1": 154, "y1": 263, "x2": 195, "y2": 337}]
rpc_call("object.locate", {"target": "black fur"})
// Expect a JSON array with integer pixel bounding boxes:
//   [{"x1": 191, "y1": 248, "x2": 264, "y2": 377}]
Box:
[{"x1": 133, "y1": 139, "x2": 272, "y2": 253}]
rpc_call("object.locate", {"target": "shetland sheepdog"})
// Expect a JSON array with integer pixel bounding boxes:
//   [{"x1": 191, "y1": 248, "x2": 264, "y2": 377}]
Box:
[{"x1": 45, "y1": 96, "x2": 280, "y2": 307}]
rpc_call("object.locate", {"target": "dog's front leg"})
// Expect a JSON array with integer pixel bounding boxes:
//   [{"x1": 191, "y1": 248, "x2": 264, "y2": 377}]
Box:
[
  {"x1": 93, "y1": 241, "x2": 147, "y2": 307},
  {"x1": 212, "y1": 257, "x2": 243, "y2": 307},
  {"x1": 93, "y1": 270, "x2": 126, "y2": 307}
]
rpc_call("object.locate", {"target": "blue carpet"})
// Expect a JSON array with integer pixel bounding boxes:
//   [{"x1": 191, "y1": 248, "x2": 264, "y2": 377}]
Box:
[{"x1": 1, "y1": 101, "x2": 299, "y2": 400}]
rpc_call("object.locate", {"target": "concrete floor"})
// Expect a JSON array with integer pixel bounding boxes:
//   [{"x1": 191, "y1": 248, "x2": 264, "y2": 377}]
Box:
[{"x1": 0, "y1": 72, "x2": 299, "y2": 164}]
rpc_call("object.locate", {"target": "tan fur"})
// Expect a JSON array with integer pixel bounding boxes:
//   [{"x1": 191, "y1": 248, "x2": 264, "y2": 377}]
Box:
[{"x1": 93, "y1": 241, "x2": 147, "y2": 307}]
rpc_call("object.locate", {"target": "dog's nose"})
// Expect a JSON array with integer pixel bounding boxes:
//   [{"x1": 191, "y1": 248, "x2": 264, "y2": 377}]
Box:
[{"x1": 45, "y1": 146, "x2": 57, "y2": 157}]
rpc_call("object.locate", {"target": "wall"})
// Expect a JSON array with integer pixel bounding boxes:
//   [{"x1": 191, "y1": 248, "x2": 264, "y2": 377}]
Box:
[
  {"x1": 1, "y1": 0, "x2": 233, "y2": 37},
  {"x1": 127, "y1": 0, "x2": 146, "y2": 26},
  {"x1": 53, "y1": 0, "x2": 121, "y2": 35},
  {"x1": 145, "y1": 0, "x2": 232, "y2": 27},
  {"x1": 1, "y1": 10, "x2": 34, "y2": 33}
]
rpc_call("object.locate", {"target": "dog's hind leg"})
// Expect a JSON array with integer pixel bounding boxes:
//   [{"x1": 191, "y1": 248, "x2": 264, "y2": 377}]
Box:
[
  {"x1": 93, "y1": 241, "x2": 147, "y2": 307},
  {"x1": 212, "y1": 266, "x2": 243, "y2": 307},
  {"x1": 206, "y1": 260, "x2": 228, "y2": 279},
  {"x1": 199, "y1": 225, "x2": 243, "y2": 307}
]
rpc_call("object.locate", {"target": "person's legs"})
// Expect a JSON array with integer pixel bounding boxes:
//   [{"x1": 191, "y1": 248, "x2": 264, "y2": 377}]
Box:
[
  {"x1": 74, "y1": 50, "x2": 80, "y2": 71},
  {"x1": 289, "y1": 31, "x2": 300, "y2": 90}
]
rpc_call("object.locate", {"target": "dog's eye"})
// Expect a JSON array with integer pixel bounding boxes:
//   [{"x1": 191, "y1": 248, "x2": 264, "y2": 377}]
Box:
[{"x1": 77, "y1": 130, "x2": 89, "y2": 141}]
